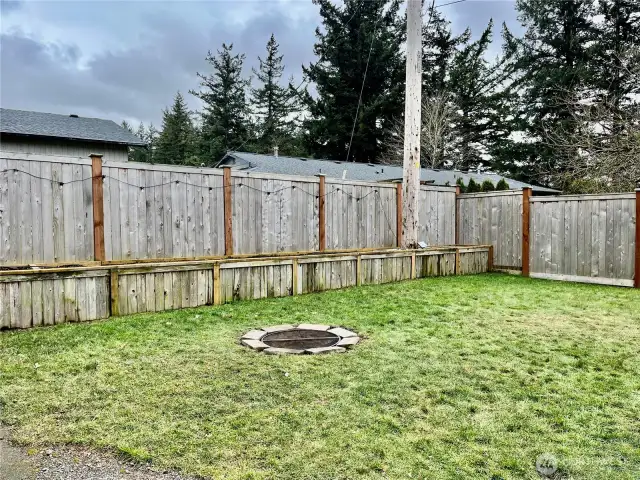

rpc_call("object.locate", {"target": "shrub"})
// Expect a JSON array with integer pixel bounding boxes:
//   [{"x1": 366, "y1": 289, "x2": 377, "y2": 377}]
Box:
[
  {"x1": 466, "y1": 178, "x2": 481, "y2": 193},
  {"x1": 481, "y1": 180, "x2": 495, "y2": 192},
  {"x1": 455, "y1": 177, "x2": 466, "y2": 193},
  {"x1": 496, "y1": 178, "x2": 510, "y2": 190}
]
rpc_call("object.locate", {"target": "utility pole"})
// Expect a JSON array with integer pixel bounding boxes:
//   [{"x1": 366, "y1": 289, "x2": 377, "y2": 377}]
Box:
[{"x1": 401, "y1": 0, "x2": 422, "y2": 248}]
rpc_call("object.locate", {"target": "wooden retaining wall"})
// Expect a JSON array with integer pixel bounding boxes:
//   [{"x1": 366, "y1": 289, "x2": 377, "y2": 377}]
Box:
[{"x1": 0, "y1": 246, "x2": 491, "y2": 329}]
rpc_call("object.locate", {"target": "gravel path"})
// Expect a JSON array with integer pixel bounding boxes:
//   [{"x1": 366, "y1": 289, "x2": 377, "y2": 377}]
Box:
[{"x1": 0, "y1": 426, "x2": 198, "y2": 480}]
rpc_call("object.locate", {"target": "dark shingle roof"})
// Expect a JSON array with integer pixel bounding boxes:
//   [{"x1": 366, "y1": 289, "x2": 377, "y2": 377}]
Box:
[
  {"x1": 218, "y1": 151, "x2": 560, "y2": 194},
  {"x1": 0, "y1": 108, "x2": 146, "y2": 146}
]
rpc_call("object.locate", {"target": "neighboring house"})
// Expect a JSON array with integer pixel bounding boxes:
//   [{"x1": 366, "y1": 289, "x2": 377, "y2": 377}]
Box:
[
  {"x1": 0, "y1": 108, "x2": 145, "y2": 163},
  {"x1": 217, "y1": 151, "x2": 560, "y2": 194}
]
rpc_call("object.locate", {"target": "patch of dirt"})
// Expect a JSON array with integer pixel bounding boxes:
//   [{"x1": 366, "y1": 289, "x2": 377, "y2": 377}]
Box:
[{"x1": 0, "y1": 426, "x2": 198, "y2": 480}]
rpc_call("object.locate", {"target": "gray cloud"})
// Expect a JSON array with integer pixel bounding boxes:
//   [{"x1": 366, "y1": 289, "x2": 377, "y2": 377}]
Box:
[
  {"x1": 1, "y1": 0, "x2": 522, "y2": 127},
  {"x1": 0, "y1": 0, "x2": 22, "y2": 16}
]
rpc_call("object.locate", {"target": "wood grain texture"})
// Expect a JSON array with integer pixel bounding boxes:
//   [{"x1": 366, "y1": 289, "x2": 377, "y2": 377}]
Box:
[
  {"x1": 457, "y1": 191, "x2": 523, "y2": 268},
  {"x1": 91, "y1": 154, "x2": 106, "y2": 261},
  {"x1": 319, "y1": 175, "x2": 326, "y2": 251},
  {"x1": 522, "y1": 188, "x2": 531, "y2": 277},
  {"x1": 0, "y1": 156, "x2": 93, "y2": 265},
  {"x1": 529, "y1": 194, "x2": 635, "y2": 283},
  {"x1": 633, "y1": 189, "x2": 640, "y2": 288},
  {"x1": 0, "y1": 247, "x2": 491, "y2": 329},
  {"x1": 223, "y1": 167, "x2": 233, "y2": 256}
]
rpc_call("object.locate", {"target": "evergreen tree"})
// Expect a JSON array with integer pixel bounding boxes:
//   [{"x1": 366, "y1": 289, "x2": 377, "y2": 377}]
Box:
[
  {"x1": 145, "y1": 123, "x2": 159, "y2": 163},
  {"x1": 503, "y1": 0, "x2": 596, "y2": 184},
  {"x1": 448, "y1": 20, "x2": 515, "y2": 171},
  {"x1": 250, "y1": 34, "x2": 301, "y2": 155},
  {"x1": 154, "y1": 92, "x2": 198, "y2": 165},
  {"x1": 422, "y1": 7, "x2": 469, "y2": 94},
  {"x1": 495, "y1": 178, "x2": 510, "y2": 190},
  {"x1": 592, "y1": 0, "x2": 640, "y2": 129},
  {"x1": 303, "y1": 0, "x2": 405, "y2": 162},
  {"x1": 466, "y1": 178, "x2": 481, "y2": 193},
  {"x1": 481, "y1": 180, "x2": 495, "y2": 192},
  {"x1": 191, "y1": 43, "x2": 251, "y2": 165},
  {"x1": 121, "y1": 121, "x2": 152, "y2": 163}
]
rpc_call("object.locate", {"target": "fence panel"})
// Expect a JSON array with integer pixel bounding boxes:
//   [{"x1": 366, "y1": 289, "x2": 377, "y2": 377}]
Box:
[
  {"x1": 102, "y1": 161, "x2": 225, "y2": 261},
  {"x1": 418, "y1": 186, "x2": 456, "y2": 245},
  {"x1": 231, "y1": 172, "x2": 319, "y2": 255},
  {"x1": 457, "y1": 191, "x2": 523, "y2": 269},
  {"x1": 529, "y1": 194, "x2": 636, "y2": 286},
  {"x1": 0, "y1": 154, "x2": 94, "y2": 265},
  {"x1": 324, "y1": 180, "x2": 397, "y2": 250}
]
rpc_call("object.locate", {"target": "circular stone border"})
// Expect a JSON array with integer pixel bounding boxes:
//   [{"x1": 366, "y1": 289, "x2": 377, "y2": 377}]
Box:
[{"x1": 241, "y1": 324, "x2": 360, "y2": 355}]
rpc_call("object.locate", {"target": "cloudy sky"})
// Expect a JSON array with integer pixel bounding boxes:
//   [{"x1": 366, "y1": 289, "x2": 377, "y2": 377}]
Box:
[{"x1": 0, "y1": 0, "x2": 522, "y2": 127}]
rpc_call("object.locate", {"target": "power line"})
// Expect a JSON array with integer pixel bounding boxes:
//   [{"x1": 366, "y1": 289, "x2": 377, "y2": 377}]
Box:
[
  {"x1": 435, "y1": 0, "x2": 467, "y2": 8},
  {"x1": 219, "y1": 2, "x2": 365, "y2": 164},
  {"x1": 345, "y1": 12, "x2": 382, "y2": 162}
]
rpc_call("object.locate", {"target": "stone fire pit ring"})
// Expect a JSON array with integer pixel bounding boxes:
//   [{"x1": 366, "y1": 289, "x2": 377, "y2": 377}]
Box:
[{"x1": 241, "y1": 324, "x2": 360, "y2": 355}]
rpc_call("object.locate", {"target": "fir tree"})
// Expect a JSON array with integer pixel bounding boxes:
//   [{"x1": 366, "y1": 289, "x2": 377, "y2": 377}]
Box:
[
  {"x1": 422, "y1": 6, "x2": 469, "y2": 94},
  {"x1": 250, "y1": 34, "x2": 301, "y2": 155},
  {"x1": 592, "y1": 0, "x2": 640, "y2": 130},
  {"x1": 448, "y1": 20, "x2": 515, "y2": 171},
  {"x1": 155, "y1": 92, "x2": 198, "y2": 165},
  {"x1": 303, "y1": 0, "x2": 405, "y2": 162},
  {"x1": 121, "y1": 121, "x2": 152, "y2": 163},
  {"x1": 191, "y1": 43, "x2": 251, "y2": 165},
  {"x1": 503, "y1": 0, "x2": 596, "y2": 183}
]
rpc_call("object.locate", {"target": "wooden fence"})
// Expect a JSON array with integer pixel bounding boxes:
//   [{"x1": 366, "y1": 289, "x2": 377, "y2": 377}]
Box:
[
  {"x1": 457, "y1": 191, "x2": 523, "y2": 270},
  {"x1": 0, "y1": 153, "x2": 457, "y2": 266},
  {"x1": 457, "y1": 189, "x2": 639, "y2": 287},
  {"x1": 529, "y1": 193, "x2": 637, "y2": 287},
  {"x1": 0, "y1": 246, "x2": 491, "y2": 329}
]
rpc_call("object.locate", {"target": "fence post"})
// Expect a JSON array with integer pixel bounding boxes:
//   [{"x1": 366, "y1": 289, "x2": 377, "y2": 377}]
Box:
[
  {"x1": 522, "y1": 187, "x2": 532, "y2": 277},
  {"x1": 318, "y1": 174, "x2": 326, "y2": 251},
  {"x1": 213, "y1": 263, "x2": 221, "y2": 304},
  {"x1": 90, "y1": 154, "x2": 106, "y2": 262},
  {"x1": 488, "y1": 245, "x2": 494, "y2": 272},
  {"x1": 454, "y1": 185, "x2": 460, "y2": 245},
  {"x1": 110, "y1": 269, "x2": 119, "y2": 316},
  {"x1": 635, "y1": 188, "x2": 640, "y2": 288},
  {"x1": 223, "y1": 167, "x2": 233, "y2": 256},
  {"x1": 396, "y1": 183, "x2": 403, "y2": 247},
  {"x1": 292, "y1": 259, "x2": 299, "y2": 295}
]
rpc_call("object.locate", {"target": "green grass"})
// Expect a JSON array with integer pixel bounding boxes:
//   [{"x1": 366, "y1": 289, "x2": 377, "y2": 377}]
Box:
[{"x1": 1, "y1": 274, "x2": 639, "y2": 479}]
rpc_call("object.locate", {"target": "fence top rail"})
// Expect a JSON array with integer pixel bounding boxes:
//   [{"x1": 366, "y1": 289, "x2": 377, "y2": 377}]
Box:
[
  {"x1": 530, "y1": 192, "x2": 635, "y2": 202},
  {"x1": 229, "y1": 168, "x2": 321, "y2": 184},
  {"x1": 457, "y1": 190, "x2": 523, "y2": 199},
  {"x1": 0, "y1": 245, "x2": 491, "y2": 276},
  {"x1": 102, "y1": 159, "x2": 225, "y2": 176},
  {"x1": 0, "y1": 152, "x2": 93, "y2": 166}
]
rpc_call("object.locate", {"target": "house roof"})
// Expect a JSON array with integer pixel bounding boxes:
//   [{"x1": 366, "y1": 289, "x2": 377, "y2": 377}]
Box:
[
  {"x1": 0, "y1": 108, "x2": 146, "y2": 146},
  {"x1": 218, "y1": 151, "x2": 560, "y2": 194}
]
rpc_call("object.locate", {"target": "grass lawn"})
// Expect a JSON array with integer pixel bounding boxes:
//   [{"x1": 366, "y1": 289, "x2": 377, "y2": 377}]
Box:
[{"x1": 1, "y1": 274, "x2": 639, "y2": 479}]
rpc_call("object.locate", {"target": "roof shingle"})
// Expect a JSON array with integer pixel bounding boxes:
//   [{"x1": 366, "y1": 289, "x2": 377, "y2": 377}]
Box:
[
  {"x1": 219, "y1": 151, "x2": 559, "y2": 193},
  {"x1": 0, "y1": 108, "x2": 146, "y2": 146}
]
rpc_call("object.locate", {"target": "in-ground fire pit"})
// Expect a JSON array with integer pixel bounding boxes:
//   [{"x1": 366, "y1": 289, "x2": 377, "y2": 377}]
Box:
[{"x1": 241, "y1": 324, "x2": 360, "y2": 355}]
